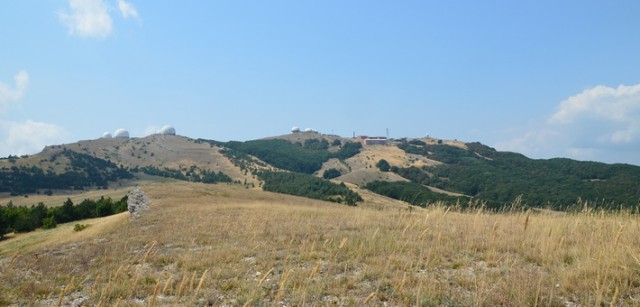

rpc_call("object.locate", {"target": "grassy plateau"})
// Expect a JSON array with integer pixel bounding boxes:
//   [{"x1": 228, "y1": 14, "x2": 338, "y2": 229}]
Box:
[{"x1": 1, "y1": 181, "x2": 640, "y2": 306}]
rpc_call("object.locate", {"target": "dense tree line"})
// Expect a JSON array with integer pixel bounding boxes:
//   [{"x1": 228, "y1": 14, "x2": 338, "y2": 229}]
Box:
[
  {"x1": 0, "y1": 196, "x2": 128, "y2": 238},
  {"x1": 225, "y1": 139, "x2": 330, "y2": 173},
  {"x1": 302, "y1": 138, "x2": 329, "y2": 150},
  {"x1": 365, "y1": 181, "x2": 466, "y2": 208},
  {"x1": 258, "y1": 170, "x2": 362, "y2": 206},
  {"x1": 396, "y1": 142, "x2": 640, "y2": 210},
  {"x1": 220, "y1": 139, "x2": 362, "y2": 174},
  {"x1": 0, "y1": 151, "x2": 132, "y2": 195},
  {"x1": 398, "y1": 141, "x2": 472, "y2": 164},
  {"x1": 138, "y1": 166, "x2": 232, "y2": 184}
]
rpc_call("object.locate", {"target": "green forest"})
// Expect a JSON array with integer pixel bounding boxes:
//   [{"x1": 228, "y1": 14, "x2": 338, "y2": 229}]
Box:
[
  {"x1": 220, "y1": 139, "x2": 362, "y2": 174},
  {"x1": 364, "y1": 181, "x2": 466, "y2": 207},
  {"x1": 396, "y1": 141, "x2": 640, "y2": 210},
  {"x1": 0, "y1": 150, "x2": 132, "y2": 196},
  {"x1": 258, "y1": 170, "x2": 362, "y2": 206},
  {"x1": 0, "y1": 196, "x2": 129, "y2": 238}
]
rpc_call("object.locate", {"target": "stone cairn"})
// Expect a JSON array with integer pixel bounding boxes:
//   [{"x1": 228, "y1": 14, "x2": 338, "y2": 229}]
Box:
[{"x1": 127, "y1": 186, "x2": 149, "y2": 218}]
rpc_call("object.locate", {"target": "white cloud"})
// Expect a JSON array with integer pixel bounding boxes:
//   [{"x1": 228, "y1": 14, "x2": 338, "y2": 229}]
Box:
[
  {"x1": 549, "y1": 84, "x2": 640, "y2": 125},
  {"x1": 0, "y1": 70, "x2": 29, "y2": 112},
  {"x1": 495, "y1": 83, "x2": 640, "y2": 165},
  {"x1": 549, "y1": 84, "x2": 640, "y2": 145},
  {"x1": 0, "y1": 71, "x2": 67, "y2": 157},
  {"x1": 0, "y1": 120, "x2": 68, "y2": 157},
  {"x1": 117, "y1": 0, "x2": 138, "y2": 19},
  {"x1": 58, "y1": 0, "x2": 113, "y2": 38}
]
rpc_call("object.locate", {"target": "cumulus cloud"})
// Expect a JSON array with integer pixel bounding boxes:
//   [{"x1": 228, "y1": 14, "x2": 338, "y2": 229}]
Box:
[
  {"x1": 549, "y1": 84, "x2": 640, "y2": 145},
  {"x1": 58, "y1": 0, "x2": 140, "y2": 38},
  {"x1": 550, "y1": 85, "x2": 640, "y2": 123},
  {"x1": 0, "y1": 71, "x2": 29, "y2": 112},
  {"x1": 495, "y1": 83, "x2": 640, "y2": 165},
  {"x1": 117, "y1": 0, "x2": 138, "y2": 19},
  {"x1": 0, "y1": 71, "x2": 67, "y2": 157},
  {"x1": 0, "y1": 120, "x2": 68, "y2": 157},
  {"x1": 58, "y1": 0, "x2": 113, "y2": 38}
]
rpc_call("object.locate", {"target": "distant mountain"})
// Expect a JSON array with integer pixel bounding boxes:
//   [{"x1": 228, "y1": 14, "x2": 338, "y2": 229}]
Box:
[{"x1": 1, "y1": 133, "x2": 639, "y2": 210}]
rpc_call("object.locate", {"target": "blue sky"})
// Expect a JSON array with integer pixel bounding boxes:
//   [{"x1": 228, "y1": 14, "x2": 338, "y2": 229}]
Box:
[{"x1": 1, "y1": 1, "x2": 640, "y2": 165}]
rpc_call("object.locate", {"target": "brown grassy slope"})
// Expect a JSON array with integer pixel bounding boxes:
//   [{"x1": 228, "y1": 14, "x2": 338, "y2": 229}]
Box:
[
  {"x1": 330, "y1": 144, "x2": 438, "y2": 186},
  {"x1": 63, "y1": 135, "x2": 247, "y2": 181},
  {"x1": 346, "y1": 144, "x2": 440, "y2": 171},
  {"x1": 0, "y1": 135, "x2": 258, "y2": 192},
  {"x1": 0, "y1": 212, "x2": 128, "y2": 255},
  {"x1": 422, "y1": 137, "x2": 469, "y2": 149},
  {"x1": 336, "y1": 169, "x2": 408, "y2": 187},
  {"x1": 2, "y1": 182, "x2": 640, "y2": 306}
]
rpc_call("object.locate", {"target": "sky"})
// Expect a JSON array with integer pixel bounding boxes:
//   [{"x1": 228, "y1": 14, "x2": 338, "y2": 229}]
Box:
[{"x1": 1, "y1": 1, "x2": 640, "y2": 165}]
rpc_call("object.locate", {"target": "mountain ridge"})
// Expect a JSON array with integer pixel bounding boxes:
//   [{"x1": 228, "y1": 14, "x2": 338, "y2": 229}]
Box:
[{"x1": 1, "y1": 133, "x2": 639, "y2": 210}]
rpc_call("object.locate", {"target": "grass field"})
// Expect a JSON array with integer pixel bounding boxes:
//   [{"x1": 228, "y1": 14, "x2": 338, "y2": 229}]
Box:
[{"x1": 1, "y1": 181, "x2": 639, "y2": 306}]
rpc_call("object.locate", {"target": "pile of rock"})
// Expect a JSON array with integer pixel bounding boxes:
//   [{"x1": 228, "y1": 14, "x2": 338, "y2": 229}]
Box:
[{"x1": 127, "y1": 186, "x2": 149, "y2": 218}]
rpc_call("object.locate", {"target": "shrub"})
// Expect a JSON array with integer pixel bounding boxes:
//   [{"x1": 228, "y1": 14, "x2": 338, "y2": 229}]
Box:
[
  {"x1": 74, "y1": 224, "x2": 89, "y2": 232},
  {"x1": 42, "y1": 217, "x2": 57, "y2": 229},
  {"x1": 376, "y1": 159, "x2": 391, "y2": 172}
]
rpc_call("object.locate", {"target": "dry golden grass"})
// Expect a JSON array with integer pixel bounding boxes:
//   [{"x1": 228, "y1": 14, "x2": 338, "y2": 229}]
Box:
[
  {"x1": 0, "y1": 212, "x2": 129, "y2": 256},
  {"x1": 346, "y1": 145, "x2": 440, "y2": 172},
  {"x1": 321, "y1": 144, "x2": 442, "y2": 187},
  {"x1": 336, "y1": 169, "x2": 408, "y2": 187},
  {"x1": 1, "y1": 181, "x2": 640, "y2": 306}
]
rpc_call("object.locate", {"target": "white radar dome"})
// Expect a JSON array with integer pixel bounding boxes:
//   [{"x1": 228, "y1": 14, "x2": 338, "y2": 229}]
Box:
[
  {"x1": 160, "y1": 125, "x2": 176, "y2": 135},
  {"x1": 114, "y1": 128, "x2": 130, "y2": 139},
  {"x1": 291, "y1": 126, "x2": 300, "y2": 133},
  {"x1": 101, "y1": 132, "x2": 112, "y2": 139}
]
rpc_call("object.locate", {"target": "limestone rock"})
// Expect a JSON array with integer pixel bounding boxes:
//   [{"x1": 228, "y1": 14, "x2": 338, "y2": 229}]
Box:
[{"x1": 128, "y1": 186, "x2": 149, "y2": 218}]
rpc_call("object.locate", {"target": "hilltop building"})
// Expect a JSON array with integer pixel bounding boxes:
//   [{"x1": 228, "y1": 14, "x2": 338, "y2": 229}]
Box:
[
  {"x1": 355, "y1": 135, "x2": 388, "y2": 145},
  {"x1": 364, "y1": 137, "x2": 388, "y2": 145}
]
